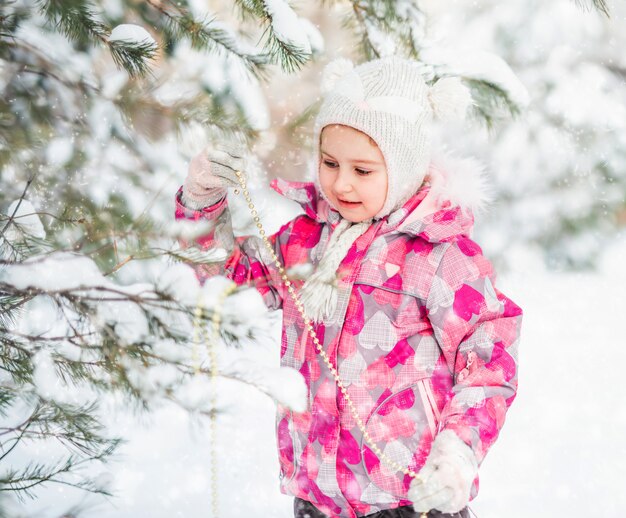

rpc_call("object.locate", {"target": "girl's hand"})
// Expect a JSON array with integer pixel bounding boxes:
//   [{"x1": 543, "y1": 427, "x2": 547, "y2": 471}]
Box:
[
  {"x1": 407, "y1": 430, "x2": 478, "y2": 514},
  {"x1": 183, "y1": 141, "x2": 248, "y2": 208}
]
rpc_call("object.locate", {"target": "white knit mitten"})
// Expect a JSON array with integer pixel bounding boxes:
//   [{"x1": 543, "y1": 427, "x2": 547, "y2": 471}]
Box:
[
  {"x1": 182, "y1": 141, "x2": 247, "y2": 209},
  {"x1": 407, "y1": 430, "x2": 478, "y2": 514}
]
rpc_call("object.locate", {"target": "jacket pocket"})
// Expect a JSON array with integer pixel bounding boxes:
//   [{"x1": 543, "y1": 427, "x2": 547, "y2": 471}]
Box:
[
  {"x1": 276, "y1": 405, "x2": 298, "y2": 488},
  {"x1": 352, "y1": 281, "x2": 429, "y2": 340},
  {"x1": 359, "y1": 378, "x2": 440, "y2": 498}
]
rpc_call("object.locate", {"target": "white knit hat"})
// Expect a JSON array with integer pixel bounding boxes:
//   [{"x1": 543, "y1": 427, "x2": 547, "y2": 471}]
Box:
[
  {"x1": 313, "y1": 56, "x2": 473, "y2": 220},
  {"x1": 300, "y1": 56, "x2": 473, "y2": 324}
]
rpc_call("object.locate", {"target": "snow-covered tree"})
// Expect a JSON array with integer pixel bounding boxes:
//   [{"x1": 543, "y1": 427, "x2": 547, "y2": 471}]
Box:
[
  {"x1": 1, "y1": 0, "x2": 317, "y2": 510},
  {"x1": 415, "y1": 0, "x2": 624, "y2": 269}
]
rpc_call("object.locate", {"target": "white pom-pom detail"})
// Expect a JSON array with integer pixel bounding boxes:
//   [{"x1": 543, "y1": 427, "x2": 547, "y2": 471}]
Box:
[
  {"x1": 427, "y1": 76, "x2": 473, "y2": 122},
  {"x1": 321, "y1": 58, "x2": 355, "y2": 95}
]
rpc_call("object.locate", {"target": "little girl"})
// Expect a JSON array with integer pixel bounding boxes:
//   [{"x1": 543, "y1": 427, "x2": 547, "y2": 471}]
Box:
[{"x1": 175, "y1": 57, "x2": 523, "y2": 518}]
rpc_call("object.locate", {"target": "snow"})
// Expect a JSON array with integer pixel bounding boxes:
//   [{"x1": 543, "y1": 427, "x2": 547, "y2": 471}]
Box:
[
  {"x1": 364, "y1": 19, "x2": 397, "y2": 57},
  {"x1": 544, "y1": 60, "x2": 626, "y2": 128},
  {"x1": 227, "y1": 59, "x2": 271, "y2": 131},
  {"x1": 155, "y1": 263, "x2": 201, "y2": 306},
  {"x1": 298, "y1": 18, "x2": 325, "y2": 55},
  {"x1": 1, "y1": 199, "x2": 46, "y2": 244},
  {"x1": 16, "y1": 22, "x2": 95, "y2": 85},
  {"x1": 123, "y1": 359, "x2": 181, "y2": 398},
  {"x1": 420, "y1": 46, "x2": 530, "y2": 110},
  {"x1": 101, "y1": 0, "x2": 124, "y2": 19},
  {"x1": 10, "y1": 295, "x2": 67, "y2": 344},
  {"x1": 31, "y1": 349, "x2": 95, "y2": 406},
  {"x1": 418, "y1": 0, "x2": 626, "y2": 269},
  {"x1": 152, "y1": 338, "x2": 189, "y2": 364},
  {"x1": 165, "y1": 218, "x2": 216, "y2": 242},
  {"x1": 222, "y1": 286, "x2": 269, "y2": 322},
  {"x1": 109, "y1": 24, "x2": 156, "y2": 47},
  {"x1": 0, "y1": 251, "x2": 104, "y2": 291},
  {"x1": 32, "y1": 349, "x2": 72, "y2": 403},
  {"x1": 174, "y1": 374, "x2": 217, "y2": 411},
  {"x1": 45, "y1": 137, "x2": 74, "y2": 167},
  {"x1": 264, "y1": 0, "x2": 312, "y2": 54},
  {"x1": 102, "y1": 70, "x2": 129, "y2": 99},
  {"x1": 220, "y1": 359, "x2": 308, "y2": 413},
  {"x1": 200, "y1": 56, "x2": 228, "y2": 94},
  {"x1": 96, "y1": 297, "x2": 150, "y2": 346},
  {"x1": 2, "y1": 253, "x2": 186, "y2": 349}
]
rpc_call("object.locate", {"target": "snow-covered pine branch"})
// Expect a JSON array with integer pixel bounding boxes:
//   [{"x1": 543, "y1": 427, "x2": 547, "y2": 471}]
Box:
[
  {"x1": 38, "y1": 1, "x2": 157, "y2": 78},
  {"x1": 144, "y1": 0, "x2": 270, "y2": 78},
  {"x1": 0, "y1": 200, "x2": 306, "y2": 505},
  {"x1": 219, "y1": 358, "x2": 307, "y2": 413},
  {"x1": 235, "y1": 0, "x2": 322, "y2": 72},
  {"x1": 107, "y1": 24, "x2": 158, "y2": 78},
  {"x1": 420, "y1": 46, "x2": 530, "y2": 130},
  {"x1": 261, "y1": 0, "x2": 313, "y2": 71},
  {"x1": 349, "y1": 0, "x2": 428, "y2": 60}
]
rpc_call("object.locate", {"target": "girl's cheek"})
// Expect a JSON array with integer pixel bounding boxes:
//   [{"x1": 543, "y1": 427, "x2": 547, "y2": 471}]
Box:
[{"x1": 318, "y1": 172, "x2": 331, "y2": 198}]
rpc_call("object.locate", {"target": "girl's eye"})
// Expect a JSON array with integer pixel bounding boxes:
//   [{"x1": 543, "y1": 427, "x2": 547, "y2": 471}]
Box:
[
  {"x1": 355, "y1": 168, "x2": 372, "y2": 176},
  {"x1": 323, "y1": 160, "x2": 338, "y2": 168}
]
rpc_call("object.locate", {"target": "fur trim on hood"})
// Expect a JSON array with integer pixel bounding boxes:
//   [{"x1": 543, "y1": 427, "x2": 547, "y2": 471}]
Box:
[{"x1": 426, "y1": 148, "x2": 495, "y2": 218}]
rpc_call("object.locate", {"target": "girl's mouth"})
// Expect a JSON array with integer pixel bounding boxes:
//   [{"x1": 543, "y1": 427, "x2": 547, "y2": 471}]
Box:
[{"x1": 338, "y1": 199, "x2": 361, "y2": 207}]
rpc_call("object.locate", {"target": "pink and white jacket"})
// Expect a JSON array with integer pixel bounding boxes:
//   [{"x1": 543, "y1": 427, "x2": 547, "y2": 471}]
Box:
[{"x1": 174, "y1": 157, "x2": 523, "y2": 518}]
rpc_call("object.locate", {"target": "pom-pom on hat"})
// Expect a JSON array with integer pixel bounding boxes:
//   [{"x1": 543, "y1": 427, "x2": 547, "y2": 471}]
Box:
[{"x1": 313, "y1": 56, "x2": 473, "y2": 220}]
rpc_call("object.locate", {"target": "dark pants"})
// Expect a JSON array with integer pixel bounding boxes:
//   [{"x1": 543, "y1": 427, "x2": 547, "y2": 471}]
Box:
[{"x1": 294, "y1": 497, "x2": 471, "y2": 518}]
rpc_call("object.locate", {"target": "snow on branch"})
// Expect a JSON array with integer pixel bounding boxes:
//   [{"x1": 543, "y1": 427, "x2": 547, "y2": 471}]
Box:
[
  {"x1": 420, "y1": 46, "x2": 530, "y2": 128},
  {"x1": 235, "y1": 0, "x2": 321, "y2": 72},
  {"x1": 350, "y1": 0, "x2": 428, "y2": 60},
  {"x1": 107, "y1": 24, "x2": 158, "y2": 78},
  {"x1": 0, "y1": 195, "x2": 306, "y2": 504},
  {"x1": 220, "y1": 358, "x2": 307, "y2": 413},
  {"x1": 145, "y1": 0, "x2": 270, "y2": 79},
  {"x1": 0, "y1": 234, "x2": 304, "y2": 407},
  {"x1": 263, "y1": 0, "x2": 312, "y2": 55},
  {"x1": 38, "y1": 1, "x2": 157, "y2": 78}
]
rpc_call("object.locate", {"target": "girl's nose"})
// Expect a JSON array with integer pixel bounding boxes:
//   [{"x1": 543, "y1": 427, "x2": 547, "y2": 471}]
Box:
[{"x1": 333, "y1": 167, "x2": 353, "y2": 193}]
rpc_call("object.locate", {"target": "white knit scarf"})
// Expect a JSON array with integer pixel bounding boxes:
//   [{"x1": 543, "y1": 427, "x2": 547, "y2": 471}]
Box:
[{"x1": 299, "y1": 217, "x2": 372, "y2": 324}]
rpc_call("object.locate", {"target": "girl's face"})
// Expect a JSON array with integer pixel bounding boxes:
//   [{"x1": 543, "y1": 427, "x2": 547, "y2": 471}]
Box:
[{"x1": 319, "y1": 124, "x2": 388, "y2": 223}]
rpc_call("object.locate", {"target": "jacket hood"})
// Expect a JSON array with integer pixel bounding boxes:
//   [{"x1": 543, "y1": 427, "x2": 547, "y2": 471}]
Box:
[{"x1": 269, "y1": 150, "x2": 494, "y2": 244}]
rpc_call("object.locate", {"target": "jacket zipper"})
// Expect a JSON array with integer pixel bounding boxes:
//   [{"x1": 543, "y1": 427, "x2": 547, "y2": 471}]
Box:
[{"x1": 417, "y1": 378, "x2": 440, "y2": 437}]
